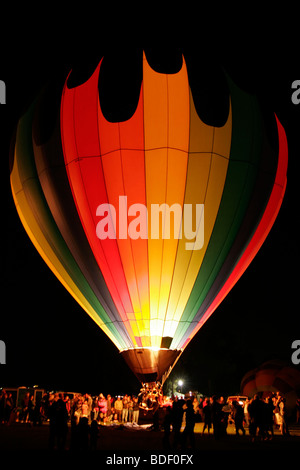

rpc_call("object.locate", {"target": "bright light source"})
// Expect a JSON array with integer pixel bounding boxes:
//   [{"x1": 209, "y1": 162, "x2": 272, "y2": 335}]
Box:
[
  {"x1": 148, "y1": 346, "x2": 160, "y2": 352},
  {"x1": 178, "y1": 380, "x2": 183, "y2": 386}
]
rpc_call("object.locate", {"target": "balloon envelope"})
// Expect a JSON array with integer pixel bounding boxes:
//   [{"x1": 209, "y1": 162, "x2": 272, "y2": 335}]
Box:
[
  {"x1": 241, "y1": 361, "x2": 300, "y2": 413},
  {"x1": 10, "y1": 52, "x2": 288, "y2": 384}
]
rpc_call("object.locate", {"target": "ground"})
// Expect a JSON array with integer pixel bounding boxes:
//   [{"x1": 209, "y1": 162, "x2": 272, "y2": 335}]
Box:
[{"x1": 0, "y1": 421, "x2": 299, "y2": 457}]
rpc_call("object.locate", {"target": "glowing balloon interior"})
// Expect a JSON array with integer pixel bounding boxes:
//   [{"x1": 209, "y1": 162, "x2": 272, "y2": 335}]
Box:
[{"x1": 10, "y1": 53, "x2": 288, "y2": 384}]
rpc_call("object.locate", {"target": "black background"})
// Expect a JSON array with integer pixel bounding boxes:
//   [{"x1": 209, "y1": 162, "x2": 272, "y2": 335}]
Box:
[{"x1": 1, "y1": 33, "x2": 300, "y2": 397}]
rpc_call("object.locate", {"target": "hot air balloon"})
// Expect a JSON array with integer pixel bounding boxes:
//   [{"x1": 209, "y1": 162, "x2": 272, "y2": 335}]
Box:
[
  {"x1": 10, "y1": 51, "x2": 288, "y2": 386},
  {"x1": 241, "y1": 361, "x2": 300, "y2": 414}
]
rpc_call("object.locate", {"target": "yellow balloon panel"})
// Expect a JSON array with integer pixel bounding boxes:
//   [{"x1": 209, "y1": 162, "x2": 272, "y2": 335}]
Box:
[
  {"x1": 163, "y1": 96, "x2": 232, "y2": 337},
  {"x1": 143, "y1": 53, "x2": 190, "y2": 347}
]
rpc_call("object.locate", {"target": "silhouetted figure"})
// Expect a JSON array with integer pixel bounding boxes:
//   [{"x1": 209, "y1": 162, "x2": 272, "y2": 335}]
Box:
[
  {"x1": 90, "y1": 419, "x2": 99, "y2": 450},
  {"x1": 78, "y1": 417, "x2": 89, "y2": 450},
  {"x1": 162, "y1": 406, "x2": 172, "y2": 450},
  {"x1": 211, "y1": 396, "x2": 223, "y2": 440},
  {"x1": 181, "y1": 400, "x2": 196, "y2": 450},
  {"x1": 248, "y1": 394, "x2": 265, "y2": 441},
  {"x1": 48, "y1": 393, "x2": 68, "y2": 450},
  {"x1": 202, "y1": 399, "x2": 212, "y2": 435},
  {"x1": 21, "y1": 392, "x2": 31, "y2": 423},
  {"x1": 152, "y1": 400, "x2": 160, "y2": 431},
  {"x1": 231, "y1": 401, "x2": 245, "y2": 436},
  {"x1": 4, "y1": 392, "x2": 14, "y2": 424},
  {"x1": 70, "y1": 413, "x2": 80, "y2": 450},
  {"x1": 172, "y1": 397, "x2": 184, "y2": 449},
  {"x1": 264, "y1": 397, "x2": 275, "y2": 439}
]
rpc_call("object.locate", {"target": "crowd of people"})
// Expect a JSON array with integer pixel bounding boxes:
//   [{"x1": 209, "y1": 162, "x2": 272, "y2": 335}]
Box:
[
  {"x1": 0, "y1": 385, "x2": 299, "y2": 451},
  {"x1": 197, "y1": 393, "x2": 293, "y2": 442},
  {"x1": 0, "y1": 390, "x2": 143, "y2": 428}
]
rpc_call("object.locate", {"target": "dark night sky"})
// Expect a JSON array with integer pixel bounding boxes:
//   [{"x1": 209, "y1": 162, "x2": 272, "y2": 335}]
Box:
[{"x1": 1, "y1": 35, "x2": 300, "y2": 397}]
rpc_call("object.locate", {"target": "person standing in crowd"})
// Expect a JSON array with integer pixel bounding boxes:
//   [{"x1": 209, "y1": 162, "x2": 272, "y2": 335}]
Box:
[
  {"x1": 92, "y1": 396, "x2": 99, "y2": 422},
  {"x1": 152, "y1": 398, "x2": 160, "y2": 431},
  {"x1": 106, "y1": 394, "x2": 113, "y2": 424},
  {"x1": 20, "y1": 392, "x2": 31, "y2": 423},
  {"x1": 202, "y1": 397, "x2": 212, "y2": 435},
  {"x1": 264, "y1": 396, "x2": 275, "y2": 439},
  {"x1": 0, "y1": 391, "x2": 14, "y2": 424},
  {"x1": 114, "y1": 396, "x2": 123, "y2": 422},
  {"x1": 81, "y1": 399, "x2": 89, "y2": 420},
  {"x1": 98, "y1": 394, "x2": 107, "y2": 424},
  {"x1": 243, "y1": 398, "x2": 250, "y2": 426},
  {"x1": 192, "y1": 397, "x2": 200, "y2": 417},
  {"x1": 211, "y1": 396, "x2": 223, "y2": 440},
  {"x1": 122, "y1": 395, "x2": 129, "y2": 423},
  {"x1": 90, "y1": 419, "x2": 99, "y2": 450},
  {"x1": 231, "y1": 400, "x2": 245, "y2": 436},
  {"x1": 274, "y1": 393, "x2": 281, "y2": 428},
  {"x1": 172, "y1": 396, "x2": 184, "y2": 449},
  {"x1": 181, "y1": 399, "x2": 196, "y2": 449},
  {"x1": 84, "y1": 393, "x2": 93, "y2": 423},
  {"x1": 64, "y1": 395, "x2": 71, "y2": 420},
  {"x1": 248, "y1": 394, "x2": 265, "y2": 441},
  {"x1": 5, "y1": 392, "x2": 14, "y2": 424},
  {"x1": 128, "y1": 396, "x2": 134, "y2": 423},
  {"x1": 28, "y1": 395, "x2": 36, "y2": 424},
  {"x1": 278, "y1": 396, "x2": 290, "y2": 436},
  {"x1": 162, "y1": 406, "x2": 172, "y2": 450},
  {"x1": 198, "y1": 397, "x2": 205, "y2": 422},
  {"x1": 132, "y1": 396, "x2": 140, "y2": 424},
  {"x1": 48, "y1": 393, "x2": 69, "y2": 450}
]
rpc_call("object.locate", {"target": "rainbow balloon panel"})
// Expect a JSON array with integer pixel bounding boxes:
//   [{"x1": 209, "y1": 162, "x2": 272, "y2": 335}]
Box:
[{"x1": 10, "y1": 52, "x2": 288, "y2": 383}]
